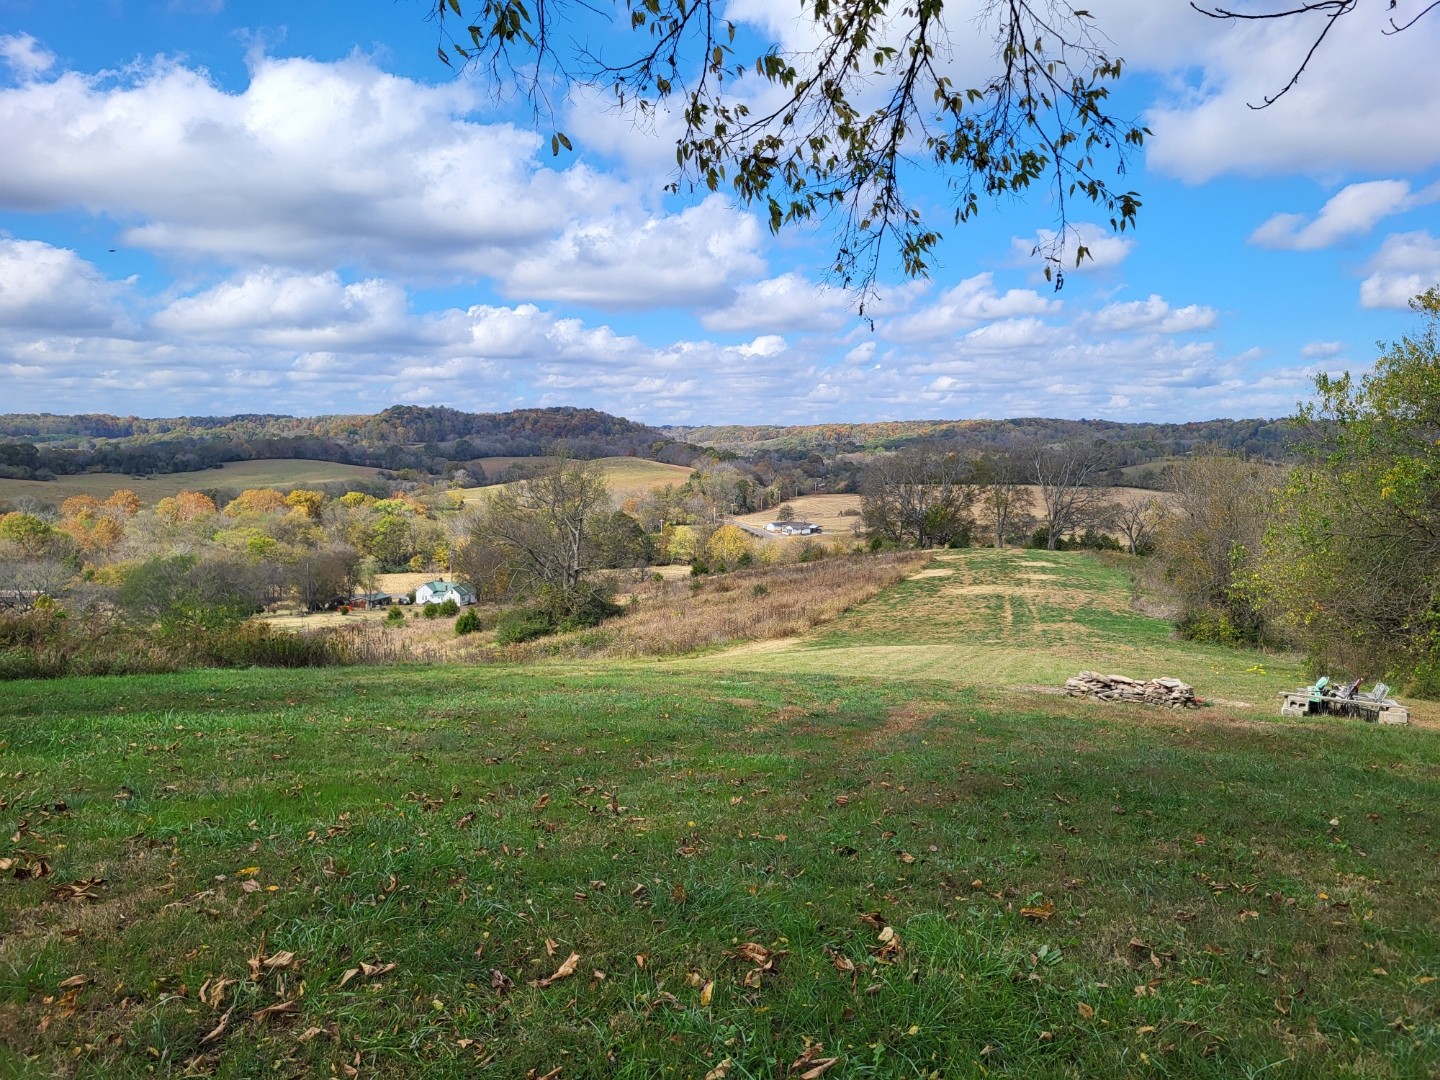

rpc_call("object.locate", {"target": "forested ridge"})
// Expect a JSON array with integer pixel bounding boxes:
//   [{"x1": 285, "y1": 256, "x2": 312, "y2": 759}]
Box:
[
  {"x1": 665, "y1": 416, "x2": 1297, "y2": 460},
  {"x1": 0, "y1": 405, "x2": 1303, "y2": 490},
  {"x1": 0, "y1": 406, "x2": 688, "y2": 481}
]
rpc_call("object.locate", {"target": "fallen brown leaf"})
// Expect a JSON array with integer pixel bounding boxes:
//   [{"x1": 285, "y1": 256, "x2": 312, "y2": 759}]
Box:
[
  {"x1": 253, "y1": 1000, "x2": 299, "y2": 1022},
  {"x1": 531, "y1": 952, "x2": 580, "y2": 988},
  {"x1": 199, "y1": 1007, "x2": 233, "y2": 1045},
  {"x1": 50, "y1": 877, "x2": 105, "y2": 902},
  {"x1": 733, "y1": 942, "x2": 773, "y2": 965}
]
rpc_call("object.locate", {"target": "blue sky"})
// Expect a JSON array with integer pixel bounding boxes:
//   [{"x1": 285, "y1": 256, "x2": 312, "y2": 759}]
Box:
[{"x1": 0, "y1": 0, "x2": 1438, "y2": 425}]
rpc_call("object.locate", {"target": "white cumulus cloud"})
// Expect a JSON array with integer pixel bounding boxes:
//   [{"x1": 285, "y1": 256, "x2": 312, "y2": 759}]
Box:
[
  {"x1": 0, "y1": 239, "x2": 125, "y2": 330},
  {"x1": 883, "y1": 273, "x2": 1058, "y2": 342},
  {"x1": 1251, "y1": 180, "x2": 1437, "y2": 250},
  {"x1": 0, "y1": 49, "x2": 763, "y2": 309},
  {"x1": 701, "y1": 273, "x2": 851, "y2": 333},
  {"x1": 1359, "y1": 231, "x2": 1440, "y2": 309},
  {"x1": 1142, "y1": 3, "x2": 1440, "y2": 181},
  {"x1": 1090, "y1": 295, "x2": 1218, "y2": 334},
  {"x1": 0, "y1": 33, "x2": 55, "y2": 79},
  {"x1": 1011, "y1": 222, "x2": 1136, "y2": 277}
]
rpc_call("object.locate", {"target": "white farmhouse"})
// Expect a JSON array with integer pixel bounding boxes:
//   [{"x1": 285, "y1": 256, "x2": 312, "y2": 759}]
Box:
[{"x1": 415, "y1": 580, "x2": 477, "y2": 606}]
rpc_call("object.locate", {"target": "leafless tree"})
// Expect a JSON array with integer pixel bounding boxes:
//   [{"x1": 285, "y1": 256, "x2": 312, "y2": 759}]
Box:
[
  {"x1": 0, "y1": 557, "x2": 73, "y2": 611},
  {"x1": 1111, "y1": 496, "x2": 1166, "y2": 556},
  {"x1": 973, "y1": 451, "x2": 1036, "y2": 548},
  {"x1": 1028, "y1": 440, "x2": 1113, "y2": 550},
  {"x1": 861, "y1": 446, "x2": 977, "y2": 548}
]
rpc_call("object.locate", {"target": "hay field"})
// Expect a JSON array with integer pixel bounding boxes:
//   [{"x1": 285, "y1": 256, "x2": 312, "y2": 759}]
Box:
[
  {"x1": 0, "y1": 459, "x2": 385, "y2": 507},
  {"x1": 458, "y1": 456, "x2": 693, "y2": 507},
  {"x1": 734, "y1": 486, "x2": 1169, "y2": 544},
  {"x1": 732, "y1": 493, "x2": 866, "y2": 537}
]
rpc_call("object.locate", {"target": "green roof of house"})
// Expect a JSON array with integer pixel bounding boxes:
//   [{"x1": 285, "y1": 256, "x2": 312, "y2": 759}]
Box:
[{"x1": 422, "y1": 581, "x2": 473, "y2": 597}]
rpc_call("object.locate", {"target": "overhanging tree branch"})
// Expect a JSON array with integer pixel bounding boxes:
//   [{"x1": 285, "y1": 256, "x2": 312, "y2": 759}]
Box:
[
  {"x1": 431, "y1": 0, "x2": 1147, "y2": 303},
  {"x1": 1190, "y1": 0, "x2": 1436, "y2": 109}
]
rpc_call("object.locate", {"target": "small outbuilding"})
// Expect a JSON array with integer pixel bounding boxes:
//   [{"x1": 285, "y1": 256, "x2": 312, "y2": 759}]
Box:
[
  {"x1": 763, "y1": 521, "x2": 822, "y2": 535},
  {"x1": 348, "y1": 591, "x2": 396, "y2": 609}
]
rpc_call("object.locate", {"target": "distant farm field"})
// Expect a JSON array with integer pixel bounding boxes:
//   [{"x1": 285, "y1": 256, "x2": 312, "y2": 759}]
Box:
[
  {"x1": 733, "y1": 493, "x2": 868, "y2": 537},
  {"x1": 0, "y1": 459, "x2": 386, "y2": 507},
  {"x1": 460, "y1": 457, "x2": 693, "y2": 506},
  {"x1": 732, "y1": 486, "x2": 1169, "y2": 545}
]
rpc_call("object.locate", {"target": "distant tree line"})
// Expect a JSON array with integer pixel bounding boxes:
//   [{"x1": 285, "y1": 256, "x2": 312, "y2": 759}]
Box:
[
  {"x1": 667, "y1": 416, "x2": 1299, "y2": 481},
  {"x1": 0, "y1": 405, "x2": 709, "y2": 483}
]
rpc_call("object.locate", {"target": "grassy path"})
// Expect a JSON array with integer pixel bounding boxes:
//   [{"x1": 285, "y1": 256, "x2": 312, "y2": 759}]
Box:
[{"x1": 688, "y1": 549, "x2": 1307, "y2": 707}]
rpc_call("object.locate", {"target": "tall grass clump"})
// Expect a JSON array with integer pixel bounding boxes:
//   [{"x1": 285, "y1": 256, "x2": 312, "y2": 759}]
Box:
[
  {"x1": 490, "y1": 550, "x2": 926, "y2": 661},
  {"x1": 0, "y1": 607, "x2": 351, "y2": 679}
]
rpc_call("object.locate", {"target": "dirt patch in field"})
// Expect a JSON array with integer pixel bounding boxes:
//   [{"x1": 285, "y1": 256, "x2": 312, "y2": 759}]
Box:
[
  {"x1": 744, "y1": 703, "x2": 811, "y2": 734},
  {"x1": 942, "y1": 581, "x2": 1122, "y2": 612},
  {"x1": 909, "y1": 568, "x2": 955, "y2": 579},
  {"x1": 862, "y1": 700, "x2": 950, "y2": 746}
]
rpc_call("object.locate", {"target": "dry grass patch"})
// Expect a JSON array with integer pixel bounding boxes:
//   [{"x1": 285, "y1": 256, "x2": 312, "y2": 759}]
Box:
[
  {"x1": 865, "y1": 701, "x2": 949, "y2": 745},
  {"x1": 293, "y1": 552, "x2": 928, "y2": 666},
  {"x1": 0, "y1": 459, "x2": 386, "y2": 507},
  {"x1": 731, "y1": 493, "x2": 865, "y2": 536},
  {"x1": 459, "y1": 457, "x2": 694, "y2": 506},
  {"x1": 500, "y1": 552, "x2": 927, "y2": 662}
]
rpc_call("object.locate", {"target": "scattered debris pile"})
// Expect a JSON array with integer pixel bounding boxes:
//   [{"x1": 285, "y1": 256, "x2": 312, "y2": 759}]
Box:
[
  {"x1": 1279, "y1": 677, "x2": 1409, "y2": 725},
  {"x1": 1064, "y1": 671, "x2": 1198, "y2": 709}
]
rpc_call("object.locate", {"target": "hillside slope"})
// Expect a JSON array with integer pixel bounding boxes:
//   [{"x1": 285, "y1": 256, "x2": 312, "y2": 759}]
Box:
[{"x1": 691, "y1": 548, "x2": 1305, "y2": 707}]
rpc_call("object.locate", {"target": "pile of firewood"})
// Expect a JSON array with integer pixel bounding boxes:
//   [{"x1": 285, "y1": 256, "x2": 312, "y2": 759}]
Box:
[{"x1": 1064, "y1": 671, "x2": 1198, "y2": 708}]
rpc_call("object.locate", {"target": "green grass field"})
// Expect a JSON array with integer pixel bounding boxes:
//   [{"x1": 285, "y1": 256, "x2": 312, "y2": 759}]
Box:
[
  {"x1": 690, "y1": 549, "x2": 1301, "y2": 706},
  {"x1": 2, "y1": 552, "x2": 1437, "y2": 1077},
  {"x1": 0, "y1": 460, "x2": 387, "y2": 508}
]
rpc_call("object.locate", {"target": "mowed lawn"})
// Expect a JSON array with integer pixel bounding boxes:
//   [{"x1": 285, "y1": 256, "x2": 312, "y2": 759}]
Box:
[
  {"x1": 691, "y1": 548, "x2": 1308, "y2": 708},
  {"x1": 2, "y1": 553, "x2": 1438, "y2": 1077},
  {"x1": 0, "y1": 460, "x2": 386, "y2": 507}
]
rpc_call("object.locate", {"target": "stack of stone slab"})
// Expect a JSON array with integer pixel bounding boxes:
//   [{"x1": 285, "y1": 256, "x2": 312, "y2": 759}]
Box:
[{"x1": 1064, "y1": 671, "x2": 1198, "y2": 708}]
